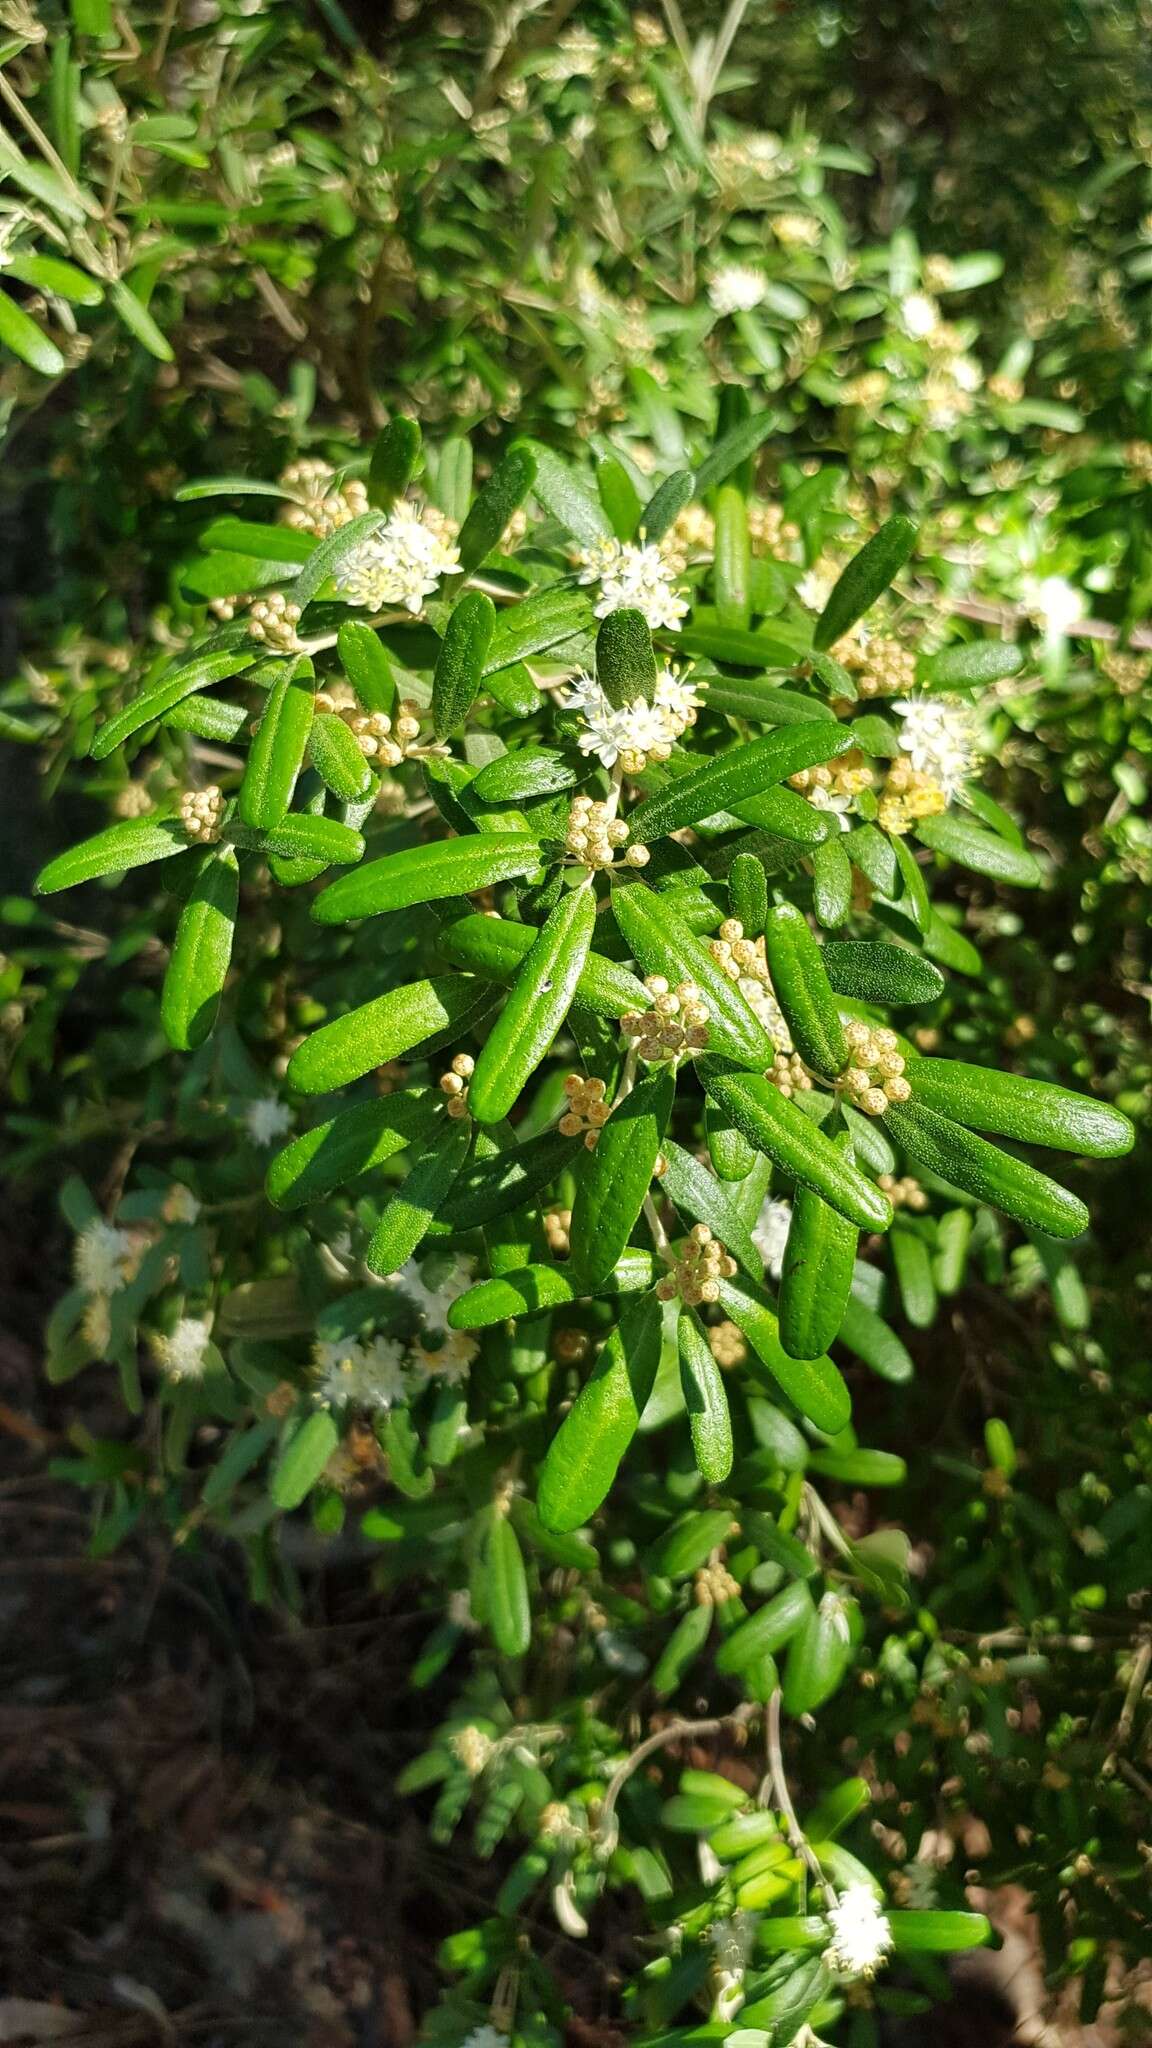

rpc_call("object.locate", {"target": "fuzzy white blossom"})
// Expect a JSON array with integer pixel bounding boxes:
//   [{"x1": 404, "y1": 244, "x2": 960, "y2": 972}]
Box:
[
  {"x1": 74, "y1": 1220, "x2": 135, "y2": 1296},
  {"x1": 244, "y1": 1096, "x2": 293, "y2": 1146},
  {"x1": 388, "y1": 1256, "x2": 474, "y2": 1330},
  {"x1": 796, "y1": 559, "x2": 840, "y2": 612},
  {"x1": 892, "y1": 694, "x2": 980, "y2": 798},
  {"x1": 577, "y1": 691, "x2": 675, "y2": 770},
  {"x1": 414, "y1": 1328, "x2": 479, "y2": 1387},
  {"x1": 313, "y1": 1334, "x2": 409, "y2": 1411},
  {"x1": 461, "y1": 2028, "x2": 509, "y2": 2048},
  {"x1": 753, "y1": 1196, "x2": 793, "y2": 1281},
  {"x1": 334, "y1": 501, "x2": 460, "y2": 614},
  {"x1": 577, "y1": 537, "x2": 688, "y2": 632},
  {"x1": 1021, "y1": 573, "x2": 1084, "y2": 637},
  {"x1": 708, "y1": 265, "x2": 767, "y2": 316},
  {"x1": 653, "y1": 665, "x2": 706, "y2": 726},
  {"x1": 822, "y1": 1883, "x2": 893, "y2": 1980},
  {"x1": 152, "y1": 1317, "x2": 213, "y2": 1383},
  {"x1": 900, "y1": 292, "x2": 939, "y2": 340}
]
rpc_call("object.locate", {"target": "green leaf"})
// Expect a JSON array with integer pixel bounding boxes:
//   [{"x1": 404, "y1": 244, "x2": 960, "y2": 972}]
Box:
[
  {"x1": 705, "y1": 1102, "x2": 757, "y2": 1182},
  {"x1": 514, "y1": 439, "x2": 612, "y2": 547},
  {"x1": 308, "y1": 712, "x2": 373, "y2": 802},
  {"x1": 891, "y1": 831, "x2": 930, "y2": 932},
  {"x1": 92, "y1": 648, "x2": 258, "y2": 758},
  {"x1": 230, "y1": 813, "x2": 363, "y2": 865},
  {"x1": 715, "y1": 1581, "x2": 815, "y2": 1676},
  {"x1": 292, "y1": 509, "x2": 386, "y2": 612},
  {"x1": 265, "y1": 1089, "x2": 438, "y2": 1208},
  {"x1": 288, "y1": 975, "x2": 487, "y2": 1094},
  {"x1": 537, "y1": 1292, "x2": 663, "y2": 1532},
  {"x1": 108, "y1": 278, "x2": 174, "y2": 362},
  {"x1": 484, "y1": 587, "x2": 596, "y2": 673},
  {"x1": 702, "y1": 1069, "x2": 892, "y2": 1231},
  {"x1": 717, "y1": 1274, "x2": 852, "y2": 1434},
  {"x1": 811, "y1": 834, "x2": 852, "y2": 929},
  {"x1": 779, "y1": 1173, "x2": 859, "y2": 1361},
  {"x1": 469, "y1": 885, "x2": 596, "y2": 1124},
  {"x1": 714, "y1": 484, "x2": 750, "y2": 629},
  {"x1": 813, "y1": 516, "x2": 918, "y2": 651},
  {"x1": 365, "y1": 1117, "x2": 472, "y2": 1275},
  {"x1": 272, "y1": 1409, "x2": 339, "y2": 1511},
  {"x1": 35, "y1": 815, "x2": 188, "y2": 893},
  {"x1": 808, "y1": 1446, "x2": 906, "y2": 1486},
  {"x1": 434, "y1": 1131, "x2": 586, "y2": 1234},
  {"x1": 906, "y1": 1058, "x2": 1133, "y2": 1158},
  {"x1": 728, "y1": 851, "x2": 767, "y2": 937},
  {"x1": 596, "y1": 608, "x2": 658, "y2": 709},
  {"x1": 485, "y1": 1513, "x2": 531, "y2": 1657},
  {"x1": 5, "y1": 252, "x2": 102, "y2": 306},
  {"x1": 569, "y1": 1068, "x2": 674, "y2": 1287},
  {"x1": 920, "y1": 641, "x2": 1025, "y2": 690},
  {"x1": 312, "y1": 836, "x2": 546, "y2": 923},
  {"x1": 628, "y1": 727, "x2": 852, "y2": 843},
  {"x1": 448, "y1": 1251, "x2": 655, "y2": 1327},
  {"x1": 658, "y1": 1141, "x2": 761, "y2": 1280},
  {"x1": 368, "y1": 416, "x2": 421, "y2": 508},
  {"x1": 456, "y1": 446, "x2": 536, "y2": 571},
  {"x1": 844, "y1": 822, "x2": 898, "y2": 896},
  {"x1": 437, "y1": 911, "x2": 648, "y2": 1018},
  {"x1": 887, "y1": 1911, "x2": 992, "y2": 1954},
  {"x1": 764, "y1": 904, "x2": 848, "y2": 1079},
  {"x1": 915, "y1": 811, "x2": 1043, "y2": 887},
  {"x1": 891, "y1": 1222, "x2": 937, "y2": 1328},
  {"x1": 651, "y1": 1604, "x2": 713, "y2": 1697},
  {"x1": 822, "y1": 941, "x2": 945, "y2": 1007},
  {"x1": 782, "y1": 1592, "x2": 859, "y2": 1713},
  {"x1": 695, "y1": 409, "x2": 777, "y2": 496},
  {"x1": 160, "y1": 845, "x2": 239, "y2": 1051},
  {"x1": 679, "y1": 1309, "x2": 734, "y2": 1483},
  {"x1": 432, "y1": 590, "x2": 496, "y2": 740},
  {"x1": 597, "y1": 456, "x2": 643, "y2": 540},
  {"x1": 640, "y1": 468, "x2": 694, "y2": 542},
  {"x1": 885, "y1": 1098, "x2": 1088, "y2": 1239},
  {"x1": 610, "y1": 885, "x2": 777, "y2": 1069},
  {"x1": 837, "y1": 1297, "x2": 914, "y2": 1383},
  {"x1": 652, "y1": 1507, "x2": 737, "y2": 1578},
  {"x1": 175, "y1": 477, "x2": 303, "y2": 503},
  {"x1": 429, "y1": 435, "x2": 472, "y2": 524},
  {"x1": 239, "y1": 658, "x2": 314, "y2": 828},
  {"x1": 337, "y1": 619, "x2": 396, "y2": 713},
  {"x1": 472, "y1": 750, "x2": 579, "y2": 802}
]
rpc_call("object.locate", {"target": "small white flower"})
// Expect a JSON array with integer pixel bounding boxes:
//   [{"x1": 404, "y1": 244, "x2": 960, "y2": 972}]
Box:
[
  {"x1": 806, "y1": 784, "x2": 854, "y2": 831},
  {"x1": 708, "y1": 264, "x2": 767, "y2": 316},
  {"x1": 163, "y1": 1184, "x2": 201, "y2": 1225},
  {"x1": 447, "y1": 1588, "x2": 474, "y2": 1629},
  {"x1": 313, "y1": 1334, "x2": 409, "y2": 1411},
  {"x1": 892, "y1": 694, "x2": 979, "y2": 799},
  {"x1": 153, "y1": 1317, "x2": 213, "y2": 1383},
  {"x1": 557, "y1": 668, "x2": 603, "y2": 714},
  {"x1": 753, "y1": 1196, "x2": 793, "y2": 1281},
  {"x1": 576, "y1": 537, "x2": 688, "y2": 632},
  {"x1": 796, "y1": 559, "x2": 840, "y2": 611},
  {"x1": 388, "y1": 1255, "x2": 474, "y2": 1330},
  {"x1": 823, "y1": 1882, "x2": 893, "y2": 1980},
  {"x1": 900, "y1": 291, "x2": 939, "y2": 340},
  {"x1": 414, "y1": 1328, "x2": 478, "y2": 1387},
  {"x1": 951, "y1": 353, "x2": 983, "y2": 394},
  {"x1": 576, "y1": 689, "x2": 675, "y2": 770},
  {"x1": 244, "y1": 1096, "x2": 293, "y2": 1146},
  {"x1": 1021, "y1": 573, "x2": 1084, "y2": 637},
  {"x1": 653, "y1": 664, "x2": 706, "y2": 729},
  {"x1": 74, "y1": 1220, "x2": 135, "y2": 1296},
  {"x1": 462, "y1": 2025, "x2": 508, "y2": 2048},
  {"x1": 334, "y1": 501, "x2": 460, "y2": 614}
]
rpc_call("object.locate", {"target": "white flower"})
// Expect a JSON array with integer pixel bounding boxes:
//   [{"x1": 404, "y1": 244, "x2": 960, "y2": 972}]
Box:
[
  {"x1": 708, "y1": 264, "x2": 767, "y2": 316},
  {"x1": 653, "y1": 664, "x2": 706, "y2": 729},
  {"x1": 822, "y1": 1882, "x2": 893, "y2": 1980},
  {"x1": 556, "y1": 669, "x2": 604, "y2": 714},
  {"x1": 153, "y1": 1317, "x2": 213, "y2": 1383},
  {"x1": 806, "y1": 784, "x2": 854, "y2": 831},
  {"x1": 388, "y1": 1255, "x2": 474, "y2": 1330},
  {"x1": 1021, "y1": 573, "x2": 1084, "y2": 637},
  {"x1": 414, "y1": 1328, "x2": 479, "y2": 1387},
  {"x1": 900, "y1": 291, "x2": 940, "y2": 339},
  {"x1": 753, "y1": 1196, "x2": 793, "y2": 1281},
  {"x1": 162, "y1": 1184, "x2": 201, "y2": 1225},
  {"x1": 313, "y1": 1334, "x2": 409, "y2": 1411},
  {"x1": 462, "y1": 2026, "x2": 508, "y2": 2048},
  {"x1": 576, "y1": 537, "x2": 688, "y2": 632},
  {"x1": 74, "y1": 1220, "x2": 135, "y2": 1296},
  {"x1": 796, "y1": 559, "x2": 840, "y2": 611},
  {"x1": 244, "y1": 1096, "x2": 293, "y2": 1146},
  {"x1": 576, "y1": 689, "x2": 675, "y2": 770},
  {"x1": 892, "y1": 694, "x2": 979, "y2": 799},
  {"x1": 334, "y1": 501, "x2": 460, "y2": 614}
]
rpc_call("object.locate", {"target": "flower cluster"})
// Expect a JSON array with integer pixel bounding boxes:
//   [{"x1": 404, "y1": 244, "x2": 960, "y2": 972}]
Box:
[
  {"x1": 656, "y1": 1223, "x2": 738, "y2": 1306},
  {"x1": 834, "y1": 629, "x2": 918, "y2": 698},
  {"x1": 74, "y1": 1219, "x2": 137, "y2": 1296},
  {"x1": 151, "y1": 1316, "x2": 213, "y2": 1383},
  {"x1": 333, "y1": 501, "x2": 460, "y2": 614},
  {"x1": 752, "y1": 1195, "x2": 793, "y2": 1281},
  {"x1": 708, "y1": 264, "x2": 767, "y2": 316},
  {"x1": 835, "y1": 1019, "x2": 911, "y2": 1115},
  {"x1": 878, "y1": 1172, "x2": 929, "y2": 1211},
  {"x1": 246, "y1": 592, "x2": 303, "y2": 652},
  {"x1": 694, "y1": 1559, "x2": 740, "y2": 1606},
  {"x1": 788, "y1": 749, "x2": 873, "y2": 825},
  {"x1": 823, "y1": 1883, "x2": 894, "y2": 1981},
  {"x1": 576, "y1": 537, "x2": 688, "y2": 631},
  {"x1": 709, "y1": 919, "x2": 791, "y2": 1050},
  {"x1": 559, "y1": 1073, "x2": 612, "y2": 1147},
  {"x1": 417, "y1": 1327, "x2": 479, "y2": 1386},
  {"x1": 179, "y1": 784, "x2": 226, "y2": 844},
  {"x1": 707, "y1": 1319, "x2": 748, "y2": 1368},
  {"x1": 564, "y1": 795, "x2": 648, "y2": 870},
  {"x1": 561, "y1": 666, "x2": 703, "y2": 773},
  {"x1": 278, "y1": 457, "x2": 369, "y2": 539},
  {"x1": 312, "y1": 1333, "x2": 411, "y2": 1412},
  {"x1": 766, "y1": 1049, "x2": 814, "y2": 1100},
  {"x1": 892, "y1": 694, "x2": 979, "y2": 799},
  {"x1": 876, "y1": 756, "x2": 947, "y2": 835},
  {"x1": 438, "y1": 1051, "x2": 474, "y2": 1119},
  {"x1": 620, "y1": 976, "x2": 710, "y2": 1063},
  {"x1": 244, "y1": 1096, "x2": 293, "y2": 1145}
]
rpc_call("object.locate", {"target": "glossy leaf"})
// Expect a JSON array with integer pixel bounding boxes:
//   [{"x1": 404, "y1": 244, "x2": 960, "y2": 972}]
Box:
[
  {"x1": 837, "y1": 1296, "x2": 914, "y2": 1383},
  {"x1": 821, "y1": 941, "x2": 945, "y2": 1007},
  {"x1": 779, "y1": 1171, "x2": 859, "y2": 1361},
  {"x1": 469, "y1": 884, "x2": 596, "y2": 1124},
  {"x1": 537, "y1": 1292, "x2": 663, "y2": 1531},
  {"x1": 885, "y1": 1098, "x2": 1089, "y2": 1239},
  {"x1": 265, "y1": 1089, "x2": 438, "y2": 1208},
  {"x1": 678, "y1": 1308, "x2": 734, "y2": 1483},
  {"x1": 596, "y1": 608, "x2": 658, "y2": 709},
  {"x1": 906, "y1": 1058, "x2": 1134, "y2": 1158},
  {"x1": 640, "y1": 469, "x2": 694, "y2": 542},
  {"x1": 717, "y1": 1274, "x2": 852, "y2": 1434},
  {"x1": 569, "y1": 1068, "x2": 674, "y2": 1287},
  {"x1": 368, "y1": 416, "x2": 421, "y2": 508},
  {"x1": 432, "y1": 590, "x2": 496, "y2": 740},
  {"x1": 437, "y1": 911, "x2": 647, "y2": 1018},
  {"x1": 764, "y1": 903, "x2": 848, "y2": 1079},
  {"x1": 715, "y1": 1581, "x2": 815, "y2": 1676},
  {"x1": 484, "y1": 587, "x2": 595, "y2": 673},
  {"x1": 313, "y1": 836, "x2": 547, "y2": 924},
  {"x1": 811, "y1": 833, "x2": 852, "y2": 929},
  {"x1": 658, "y1": 1141, "x2": 761, "y2": 1279},
  {"x1": 288, "y1": 975, "x2": 488, "y2": 1094},
  {"x1": 628, "y1": 727, "x2": 852, "y2": 844},
  {"x1": 92, "y1": 648, "x2": 258, "y2": 758},
  {"x1": 337, "y1": 619, "x2": 396, "y2": 714},
  {"x1": 728, "y1": 851, "x2": 767, "y2": 938},
  {"x1": 35, "y1": 815, "x2": 189, "y2": 894},
  {"x1": 239, "y1": 658, "x2": 314, "y2": 828},
  {"x1": 611, "y1": 885, "x2": 777, "y2": 1069},
  {"x1": 160, "y1": 846, "x2": 238, "y2": 1051},
  {"x1": 308, "y1": 711, "x2": 373, "y2": 802},
  {"x1": 812, "y1": 516, "x2": 918, "y2": 651},
  {"x1": 272, "y1": 1409, "x2": 339, "y2": 1511},
  {"x1": 485, "y1": 1513, "x2": 531, "y2": 1657},
  {"x1": 702, "y1": 1069, "x2": 892, "y2": 1231},
  {"x1": 456, "y1": 445, "x2": 536, "y2": 571},
  {"x1": 448, "y1": 1251, "x2": 656, "y2": 1328},
  {"x1": 365, "y1": 1117, "x2": 472, "y2": 1275},
  {"x1": 0, "y1": 288, "x2": 66, "y2": 375},
  {"x1": 915, "y1": 811, "x2": 1043, "y2": 887}
]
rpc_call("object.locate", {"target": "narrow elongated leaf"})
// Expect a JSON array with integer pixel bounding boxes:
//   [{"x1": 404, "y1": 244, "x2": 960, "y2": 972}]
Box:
[
  {"x1": 239, "y1": 659, "x2": 314, "y2": 828},
  {"x1": 337, "y1": 618, "x2": 396, "y2": 713},
  {"x1": 729, "y1": 851, "x2": 767, "y2": 937},
  {"x1": 92, "y1": 649, "x2": 258, "y2": 758},
  {"x1": 231, "y1": 813, "x2": 363, "y2": 864},
  {"x1": 887, "y1": 1911, "x2": 992, "y2": 1954},
  {"x1": 782, "y1": 1592, "x2": 859, "y2": 1712},
  {"x1": 35, "y1": 815, "x2": 189, "y2": 893},
  {"x1": 628, "y1": 727, "x2": 852, "y2": 844},
  {"x1": 705, "y1": 1102, "x2": 757, "y2": 1181},
  {"x1": 433, "y1": 1130, "x2": 585, "y2": 1233},
  {"x1": 813, "y1": 517, "x2": 918, "y2": 651},
  {"x1": 658, "y1": 1141, "x2": 761, "y2": 1279},
  {"x1": 695, "y1": 409, "x2": 777, "y2": 496},
  {"x1": 597, "y1": 456, "x2": 643, "y2": 540},
  {"x1": 811, "y1": 833, "x2": 852, "y2": 929},
  {"x1": 779, "y1": 1170, "x2": 859, "y2": 1360},
  {"x1": 308, "y1": 711, "x2": 373, "y2": 802},
  {"x1": 485, "y1": 1512, "x2": 531, "y2": 1656},
  {"x1": 163, "y1": 696, "x2": 248, "y2": 742},
  {"x1": 717, "y1": 1273, "x2": 851, "y2": 1433},
  {"x1": 109, "y1": 278, "x2": 174, "y2": 361},
  {"x1": 569, "y1": 1068, "x2": 674, "y2": 1286},
  {"x1": 484, "y1": 587, "x2": 595, "y2": 674},
  {"x1": 891, "y1": 832, "x2": 930, "y2": 932},
  {"x1": 596, "y1": 608, "x2": 658, "y2": 708},
  {"x1": 703, "y1": 1069, "x2": 892, "y2": 1231},
  {"x1": 732, "y1": 786, "x2": 831, "y2": 846},
  {"x1": 160, "y1": 846, "x2": 239, "y2": 1051},
  {"x1": 198, "y1": 518, "x2": 316, "y2": 564},
  {"x1": 456, "y1": 446, "x2": 535, "y2": 571},
  {"x1": 369, "y1": 416, "x2": 421, "y2": 508},
  {"x1": 472, "y1": 750, "x2": 579, "y2": 802},
  {"x1": 905, "y1": 1059, "x2": 1133, "y2": 1158},
  {"x1": 469, "y1": 885, "x2": 596, "y2": 1123},
  {"x1": 448, "y1": 1251, "x2": 655, "y2": 1327},
  {"x1": 885, "y1": 1098, "x2": 1088, "y2": 1238},
  {"x1": 651, "y1": 1604, "x2": 712, "y2": 1697},
  {"x1": 537, "y1": 1292, "x2": 663, "y2": 1531},
  {"x1": 764, "y1": 903, "x2": 848, "y2": 1078},
  {"x1": 715, "y1": 1582, "x2": 815, "y2": 1676},
  {"x1": 0, "y1": 288, "x2": 66, "y2": 375},
  {"x1": 5, "y1": 253, "x2": 103, "y2": 306},
  {"x1": 266, "y1": 1089, "x2": 438, "y2": 1209},
  {"x1": 292, "y1": 509, "x2": 385, "y2": 612},
  {"x1": 288, "y1": 975, "x2": 487, "y2": 1094},
  {"x1": 437, "y1": 911, "x2": 647, "y2": 1018},
  {"x1": 921, "y1": 642, "x2": 1024, "y2": 689},
  {"x1": 365, "y1": 1117, "x2": 471, "y2": 1275},
  {"x1": 640, "y1": 468, "x2": 694, "y2": 542},
  {"x1": 176, "y1": 477, "x2": 302, "y2": 503},
  {"x1": 313, "y1": 836, "x2": 546, "y2": 923},
  {"x1": 891, "y1": 1221, "x2": 937, "y2": 1328},
  {"x1": 514, "y1": 440, "x2": 611, "y2": 547},
  {"x1": 915, "y1": 810, "x2": 1043, "y2": 887},
  {"x1": 679, "y1": 1308, "x2": 734, "y2": 1482},
  {"x1": 837, "y1": 1296, "x2": 914, "y2": 1383},
  {"x1": 272, "y1": 1409, "x2": 338, "y2": 1511},
  {"x1": 611, "y1": 884, "x2": 777, "y2": 1068},
  {"x1": 431, "y1": 594, "x2": 497, "y2": 747},
  {"x1": 714, "y1": 484, "x2": 750, "y2": 629},
  {"x1": 652, "y1": 1508, "x2": 737, "y2": 1579},
  {"x1": 822, "y1": 941, "x2": 945, "y2": 1007}
]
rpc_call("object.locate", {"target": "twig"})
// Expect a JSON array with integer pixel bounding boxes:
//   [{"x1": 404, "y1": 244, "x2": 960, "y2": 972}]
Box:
[
  {"x1": 763, "y1": 1690, "x2": 836, "y2": 1910},
  {"x1": 596, "y1": 1701, "x2": 758, "y2": 1853}
]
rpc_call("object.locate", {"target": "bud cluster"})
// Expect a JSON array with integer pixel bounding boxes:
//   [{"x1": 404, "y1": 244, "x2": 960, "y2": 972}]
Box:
[
  {"x1": 836, "y1": 1018, "x2": 911, "y2": 1115},
  {"x1": 559, "y1": 1073, "x2": 612, "y2": 1148},
  {"x1": 708, "y1": 1318, "x2": 748, "y2": 1368},
  {"x1": 877, "y1": 757, "x2": 947, "y2": 835},
  {"x1": 656, "y1": 1223, "x2": 738, "y2": 1306},
  {"x1": 694, "y1": 1560, "x2": 740, "y2": 1607},
  {"x1": 278, "y1": 457, "x2": 369, "y2": 539},
  {"x1": 878, "y1": 1172, "x2": 928, "y2": 1211},
  {"x1": 767, "y1": 1048, "x2": 814, "y2": 1099},
  {"x1": 179, "y1": 784, "x2": 226, "y2": 844},
  {"x1": 247, "y1": 592, "x2": 303, "y2": 653},
  {"x1": 620, "y1": 976, "x2": 710, "y2": 1062},
  {"x1": 438, "y1": 1052, "x2": 474, "y2": 1120},
  {"x1": 564, "y1": 795, "x2": 649, "y2": 871},
  {"x1": 834, "y1": 629, "x2": 917, "y2": 698},
  {"x1": 315, "y1": 687, "x2": 433, "y2": 766},
  {"x1": 113, "y1": 782, "x2": 154, "y2": 819},
  {"x1": 451, "y1": 1725, "x2": 495, "y2": 1777},
  {"x1": 788, "y1": 749, "x2": 873, "y2": 815},
  {"x1": 543, "y1": 1207, "x2": 572, "y2": 1256},
  {"x1": 1100, "y1": 647, "x2": 1149, "y2": 696},
  {"x1": 710, "y1": 919, "x2": 790, "y2": 1049}
]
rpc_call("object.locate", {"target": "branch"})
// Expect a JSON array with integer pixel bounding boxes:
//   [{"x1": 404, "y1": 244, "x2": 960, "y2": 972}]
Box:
[{"x1": 596, "y1": 1701, "x2": 759, "y2": 1855}]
